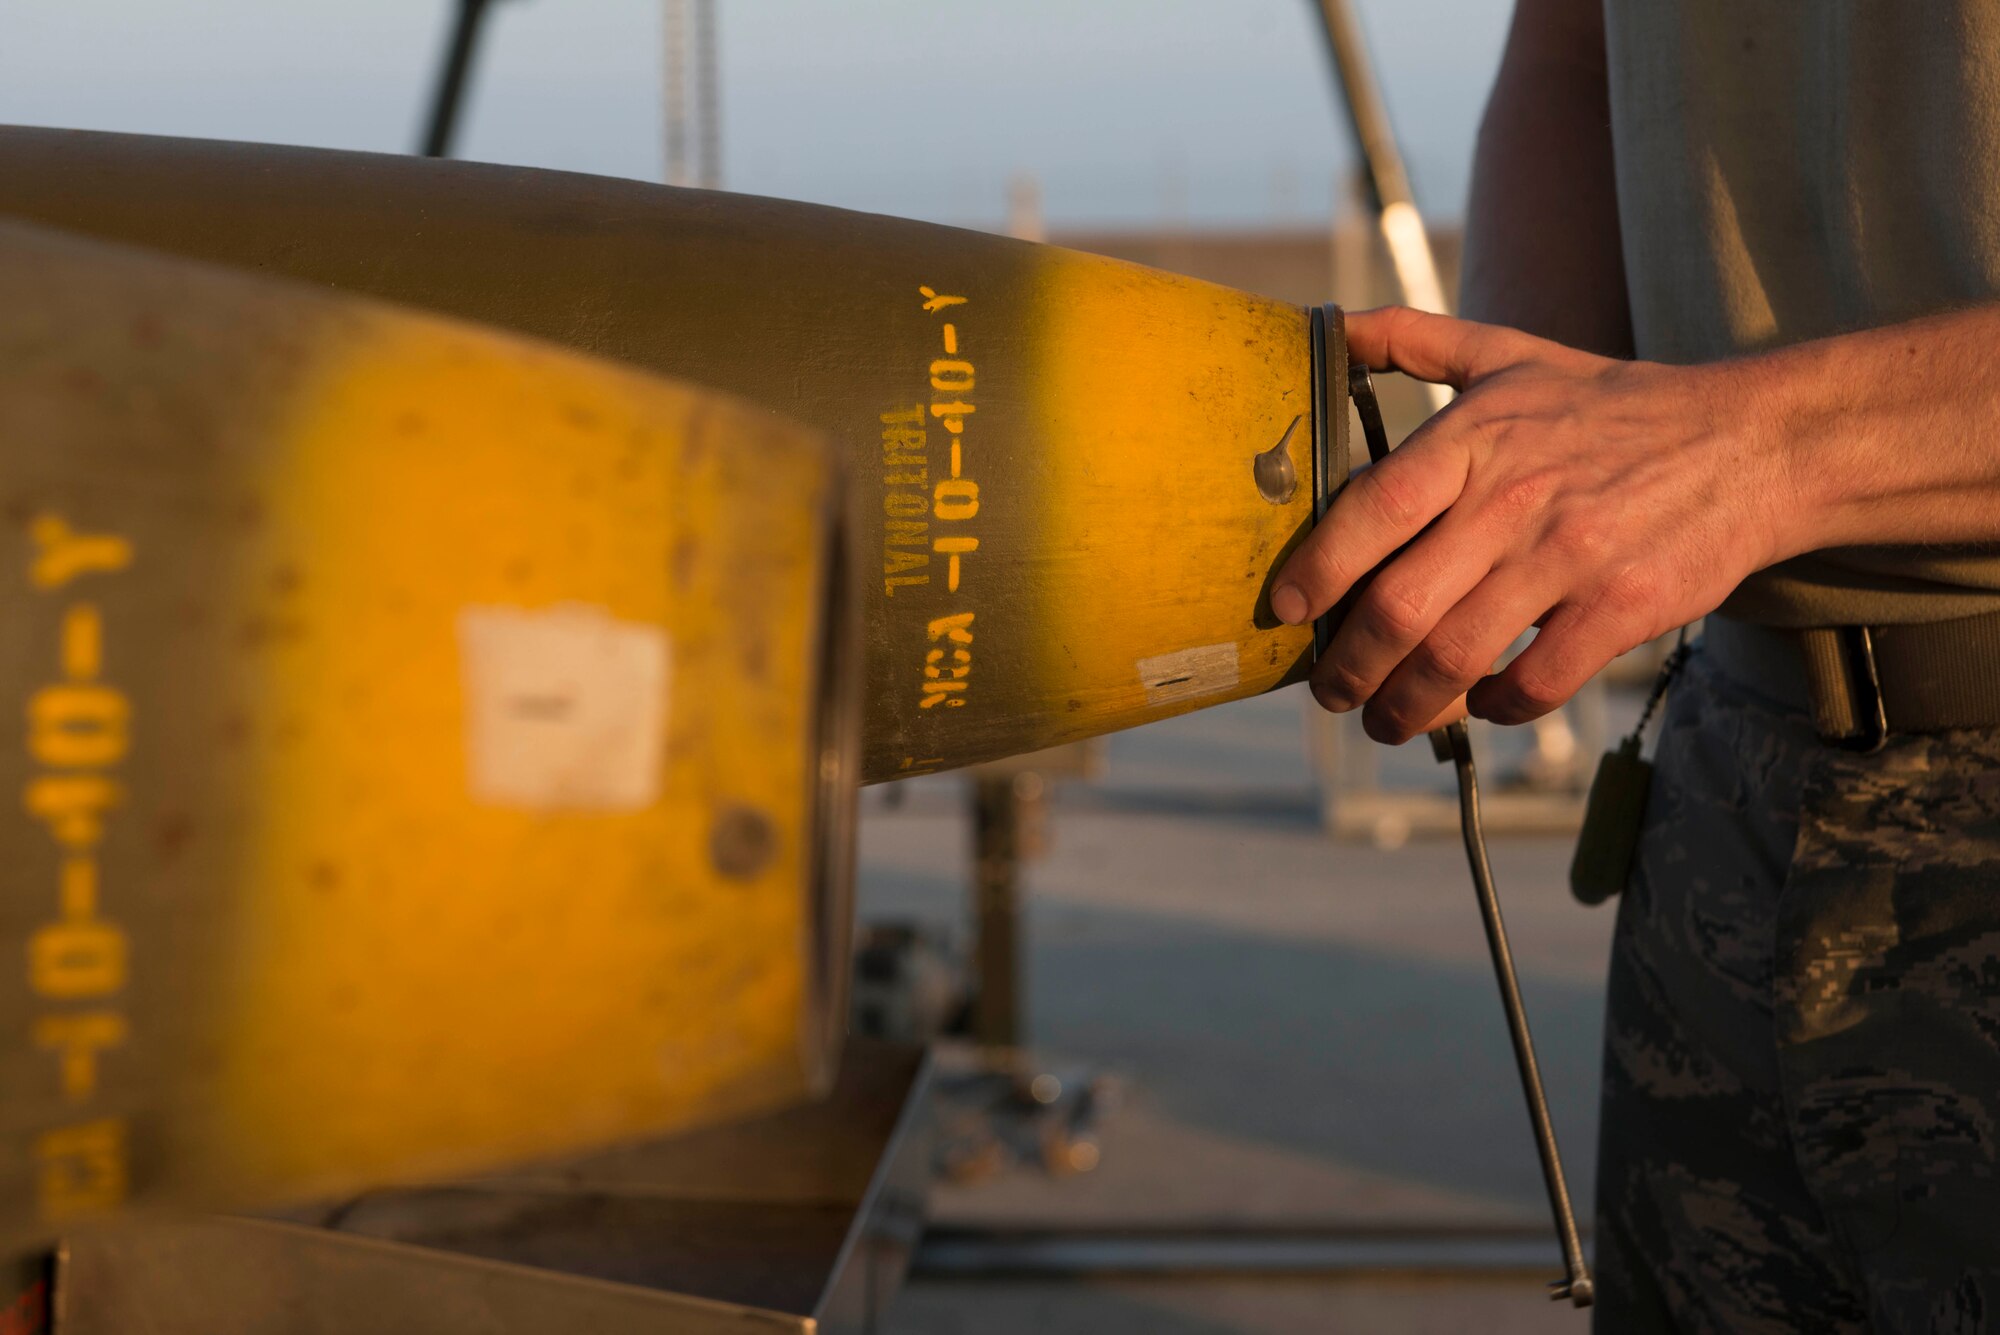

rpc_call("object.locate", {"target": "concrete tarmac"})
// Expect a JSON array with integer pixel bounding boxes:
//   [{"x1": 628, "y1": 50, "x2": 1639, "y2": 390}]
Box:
[{"x1": 862, "y1": 684, "x2": 1618, "y2": 1332}]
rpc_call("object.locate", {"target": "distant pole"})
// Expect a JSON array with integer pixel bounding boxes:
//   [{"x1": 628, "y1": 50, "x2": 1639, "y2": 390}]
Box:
[
  {"x1": 1005, "y1": 174, "x2": 1044, "y2": 243},
  {"x1": 694, "y1": 0, "x2": 721, "y2": 188},
  {"x1": 1309, "y1": 0, "x2": 1447, "y2": 310},
  {"x1": 420, "y1": 0, "x2": 502, "y2": 158},
  {"x1": 1309, "y1": 0, "x2": 1451, "y2": 409},
  {"x1": 664, "y1": 0, "x2": 720, "y2": 188},
  {"x1": 664, "y1": 0, "x2": 690, "y2": 184}
]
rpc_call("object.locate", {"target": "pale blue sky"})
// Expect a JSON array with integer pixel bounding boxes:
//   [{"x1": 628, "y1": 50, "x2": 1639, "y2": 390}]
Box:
[{"x1": 0, "y1": 1, "x2": 1512, "y2": 226}]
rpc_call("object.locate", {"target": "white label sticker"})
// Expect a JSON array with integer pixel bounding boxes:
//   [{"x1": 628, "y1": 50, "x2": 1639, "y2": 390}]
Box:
[
  {"x1": 457, "y1": 604, "x2": 670, "y2": 811},
  {"x1": 1135, "y1": 642, "x2": 1240, "y2": 707}
]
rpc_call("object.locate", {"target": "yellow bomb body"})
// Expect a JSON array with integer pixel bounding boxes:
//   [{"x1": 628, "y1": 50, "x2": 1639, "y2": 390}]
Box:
[{"x1": 0, "y1": 219, "x2": 856, "y2": 1249}]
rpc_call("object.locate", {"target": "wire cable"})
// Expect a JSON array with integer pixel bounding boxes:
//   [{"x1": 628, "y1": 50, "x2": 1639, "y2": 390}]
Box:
[{"x1": 1347, "y1": 364, "x2": 1593, "y2": 1307}]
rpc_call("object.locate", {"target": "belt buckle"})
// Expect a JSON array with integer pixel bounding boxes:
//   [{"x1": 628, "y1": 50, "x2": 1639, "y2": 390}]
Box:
[{"x1": 1836, "y1": 625, "x2": 1889, "y2": 753}]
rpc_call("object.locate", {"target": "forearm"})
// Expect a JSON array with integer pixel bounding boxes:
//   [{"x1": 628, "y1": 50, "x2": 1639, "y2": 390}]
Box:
[
  {"x1": 1751, "y1": 304, "x2": 2000, "y2": 554},
  {"x1": 1461, "y1": 0, "x2": 1632, "y2": 356}
]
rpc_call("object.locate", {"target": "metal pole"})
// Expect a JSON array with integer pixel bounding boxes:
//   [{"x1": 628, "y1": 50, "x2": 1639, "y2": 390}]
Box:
[
  {"x1": 1309, "y1": 0, "x2": 1452, "y2": 410},
  {"x1": 693, "y1": 0, "x2": 721, "y2": 189},
  {"x1": 664, "y1": 0, "x2": 690, "y2": 185},
  {"x1": 914, "y1": 1224, "x2": 1589, "y2": 1278},
  {"x1": 971, "y1": 775, "x2": 1023, "y2": 1049},
  {"x1": 419, "y1": 0, "x2": 500, "y2": 159}
]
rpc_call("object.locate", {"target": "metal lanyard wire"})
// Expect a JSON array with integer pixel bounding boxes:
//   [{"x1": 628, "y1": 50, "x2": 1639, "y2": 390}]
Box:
[{"x1": 1348, "y1": 365, "x2": 1594, "y2": 1307}]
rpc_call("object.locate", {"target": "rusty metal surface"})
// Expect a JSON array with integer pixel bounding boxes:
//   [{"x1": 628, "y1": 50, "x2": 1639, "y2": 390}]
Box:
[
  {"x1": 320, "y1": 1194, "x2": 855, "y2": 1315},
  {"x1": 312, "y1": 1040, "x2": 931, "y2": 1328},
  {"x1": 458, "y1": 1036, "x2": 930, "y2": 1205},
  {"x1": 0, "y1": 126, "x2": 1347, "y2": 783},
  {"x1": 0, "y1": 218, "x2": 856, "y2": 1251},
  {"x1": 58, "y1": 1042, "x2": 932, "y2": 1335},
  {"x1": 56, "y1": 1218, "x2": 809, "y2": 1335},
  {"x1": 812, "y1": 1044, "x2": 933, "y2": 1335}
]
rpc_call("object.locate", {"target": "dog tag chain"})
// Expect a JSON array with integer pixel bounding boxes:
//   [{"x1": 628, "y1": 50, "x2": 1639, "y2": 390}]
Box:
[{"x1": 1569, "y1": 629, "x2": 1689, "y2": 906}]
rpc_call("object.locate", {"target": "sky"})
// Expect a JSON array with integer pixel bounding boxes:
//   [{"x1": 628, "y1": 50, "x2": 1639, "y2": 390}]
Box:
[{"x1": 0, "y1": 0, "x2": 1512, "y2": 228}]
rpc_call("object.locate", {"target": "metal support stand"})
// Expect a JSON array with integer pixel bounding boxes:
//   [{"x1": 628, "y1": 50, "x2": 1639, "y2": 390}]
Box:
[
  {"x1": 971, "y1": 775, "x2": 1024, "y2": 1050},
  {"x1": 933, "y1": 759, "x2": 1116, "y2": 1188}
]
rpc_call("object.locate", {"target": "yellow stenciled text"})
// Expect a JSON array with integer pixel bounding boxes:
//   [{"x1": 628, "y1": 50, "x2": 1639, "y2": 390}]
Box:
[
  {"x1": 24, "y1": 516, "x2": 133, "y2": 1222},
  {"x1": 913, "y1": 288, "x2": 982, "y2": 709}
]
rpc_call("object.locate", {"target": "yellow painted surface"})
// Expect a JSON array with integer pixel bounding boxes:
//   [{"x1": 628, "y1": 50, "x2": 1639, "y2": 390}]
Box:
[
  {"x1": 1026, "y1": 252, "x2": 1316, "y2": 747},
  {"x1": 0, "y1": 219, "x2": 853, "y2": 1245},
  {"x1": 200, "y1": 322, "x2": 838, "y2": 1195}
]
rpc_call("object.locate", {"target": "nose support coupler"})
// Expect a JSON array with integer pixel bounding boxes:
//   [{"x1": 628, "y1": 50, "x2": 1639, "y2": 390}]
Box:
[{"x1": 1308, "y1": 305, "x2": 1595, "y2": 1308}]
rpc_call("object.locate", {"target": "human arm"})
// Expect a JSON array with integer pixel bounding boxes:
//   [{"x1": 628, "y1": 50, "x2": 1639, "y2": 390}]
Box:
[
  {"x1": 1304, "y1": 0, "x2": 1630, "y2": 739},
  {"x1": 1269, "y1": 303, "x2": 2000, "y2": 744},
  {"x1": 1459, "y1": 0, "x2": 1632, "y2": 354}
]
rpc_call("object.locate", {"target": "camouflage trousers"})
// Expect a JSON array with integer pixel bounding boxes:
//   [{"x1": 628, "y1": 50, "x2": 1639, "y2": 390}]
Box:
[{"x1": 1594, "y1": 643, "x2": 2000, "y2": 1333}]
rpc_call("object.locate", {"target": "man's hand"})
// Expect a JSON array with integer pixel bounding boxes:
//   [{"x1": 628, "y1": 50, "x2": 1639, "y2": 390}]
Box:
[{"x1": 1272, "y1": 306, "x2": 1793, "y2": 744}]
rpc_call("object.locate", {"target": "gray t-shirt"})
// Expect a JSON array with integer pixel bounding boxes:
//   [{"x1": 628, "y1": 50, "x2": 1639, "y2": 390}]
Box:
[{"x1": 1605, "y1": 1, "x2": 2000, "y2": 626}]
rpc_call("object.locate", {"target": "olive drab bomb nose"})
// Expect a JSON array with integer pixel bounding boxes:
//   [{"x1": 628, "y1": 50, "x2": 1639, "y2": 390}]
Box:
[
  {"x1": 0, "y1": 219, "x2": 857, "y2": 1251},
  {"x1": 0, "y1": 127, "x2": 1354, "y2": 783}
]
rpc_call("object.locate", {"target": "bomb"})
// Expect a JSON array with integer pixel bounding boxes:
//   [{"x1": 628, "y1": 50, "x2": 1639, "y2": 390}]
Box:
[
  {"x1": 0, "y1": 218, "x2": 855, "y2": 1250},
  {"x1": 0, "y1": 126, "x2": 1353, "y2": 781}
]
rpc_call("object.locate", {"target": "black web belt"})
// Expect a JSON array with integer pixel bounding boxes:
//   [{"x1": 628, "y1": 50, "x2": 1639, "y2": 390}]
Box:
[{"x1": 1705, "y1": 611, "x2": 2000, "y2": 750}]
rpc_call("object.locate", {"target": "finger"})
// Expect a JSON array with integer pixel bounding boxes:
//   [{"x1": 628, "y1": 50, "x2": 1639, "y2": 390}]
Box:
[
  {"x1": 1468, "y1": 585, "x2": 1653, "y2": 725},
  {"x1": 1344, "y1": 306, "x2": 1534, "y2": 389},
  {"x1": 1418, "y1": 693, "x2": 1471, "y2": 736},
  {"x1": 1307, "y1": 509, "x2": 1502, "y2": 713},
  {"x1": 1361, "y1": 568, "x2": 1555, "y2": 744},
  {"x1": 1270, "y1": 437, "x2": 1468, "y2": 626},
  {"x1": 1336, "y1": 690, "x2": 1471, "y2": 738}
]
